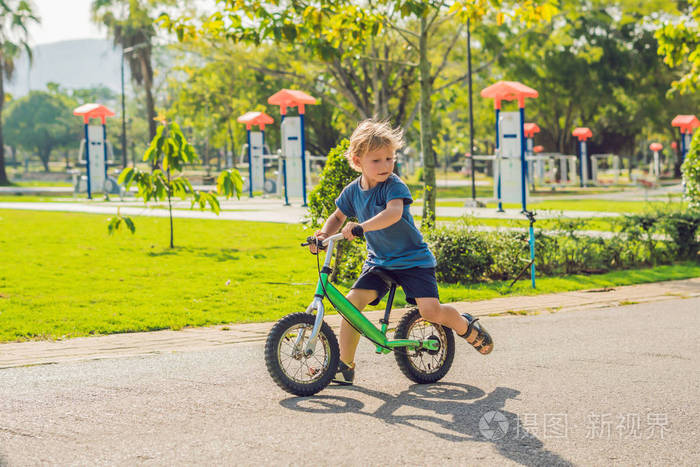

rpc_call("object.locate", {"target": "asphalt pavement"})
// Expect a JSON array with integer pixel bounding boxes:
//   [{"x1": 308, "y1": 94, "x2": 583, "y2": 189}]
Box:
[{"x1": 1, "y1": 298, "x2": 698, "y2": 465}]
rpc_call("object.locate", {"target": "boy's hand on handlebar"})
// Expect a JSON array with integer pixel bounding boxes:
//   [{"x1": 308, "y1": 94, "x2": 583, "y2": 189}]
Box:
[
  {"x1": 309, "y1": 230, "x2": 327, "y2": 254},
  {"x1": 342, "y1": 222, "x2": 364, "y2": 241}
]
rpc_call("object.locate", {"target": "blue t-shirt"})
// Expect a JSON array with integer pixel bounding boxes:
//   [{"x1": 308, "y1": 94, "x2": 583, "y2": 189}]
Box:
[{"x1": 335, "y1": 174, "x2": 436, "y2": 269}]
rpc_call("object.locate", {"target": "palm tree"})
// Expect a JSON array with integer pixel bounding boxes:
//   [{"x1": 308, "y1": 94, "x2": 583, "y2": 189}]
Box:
[
  {"x1": 0, "y1": 0, "x2": 38, "y2": 185},
  {"x1": 91, "y1": 0, "x2": 163, "y2": 144}
]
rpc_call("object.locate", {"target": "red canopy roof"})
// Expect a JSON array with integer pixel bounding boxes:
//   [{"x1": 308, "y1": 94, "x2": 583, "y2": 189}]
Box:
[
  {"x1": 524, "y1": 123, "x2": 540, "y2": 137},
  {"x1": 237, "y1": 111, "x2": 274, "y2": 130},
  {"x1": 480, "y1": 81, "x2": 538, "y2": 109},
  {"x1": 649, "y1": 143, "x2": 663, "y2": 152},
  {"x1": 268, "y1": 89, "x2": 317, "y2": 115},
  {"x1": 73, "y1": 103, "x2": 115, "y2": 124},
  {"x1": 671, "y1": 115, "x2": 699, "y2": 133},
  {"x1": 572, "y1": 127, "x2": 593, "y2": 141},
  {"x1": 533, "y1": 145, "x2": 544, "y2": 153}
]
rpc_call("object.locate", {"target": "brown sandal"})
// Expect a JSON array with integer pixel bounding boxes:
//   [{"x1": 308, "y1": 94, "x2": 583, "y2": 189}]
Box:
[{"x1": 459, "y1": 313, "x2": 494, "y2": 355}]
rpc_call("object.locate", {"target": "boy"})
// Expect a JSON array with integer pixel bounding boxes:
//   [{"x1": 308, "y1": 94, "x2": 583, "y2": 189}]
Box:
[{"x1": 311, "y1": 119, "x2": 493, "y2": 386}]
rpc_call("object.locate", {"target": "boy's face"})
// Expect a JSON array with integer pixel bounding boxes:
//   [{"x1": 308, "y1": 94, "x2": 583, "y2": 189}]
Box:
[{"x1": 354, "y1": 145, "x2": 395, "y2": 184}]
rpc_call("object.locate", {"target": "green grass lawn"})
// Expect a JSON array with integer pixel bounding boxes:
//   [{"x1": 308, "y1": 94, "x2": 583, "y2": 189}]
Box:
[
  {"x1": 11, "y1": 180, "x2": 73, "y2": 187},
  {"x1": 0, "y1": 195, "x2": 81, "y2": 203},
  {"x1": 434, "y1": 198, "x2": 686, "y2": 214},
  {"x1": 1, "y1": 209, "x2": 698, "y2": 343},
  {"x1": 485, "y1": 199, "x2": 687, "y2": 213}
]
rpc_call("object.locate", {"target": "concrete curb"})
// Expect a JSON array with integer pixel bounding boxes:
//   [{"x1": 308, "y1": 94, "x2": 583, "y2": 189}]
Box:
[{"x1": 1, "y1": 277, "x2": 698, "y2": 370}]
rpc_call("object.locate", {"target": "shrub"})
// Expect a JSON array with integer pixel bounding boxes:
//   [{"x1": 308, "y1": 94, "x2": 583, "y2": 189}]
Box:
[
  {"x1": 682, "y1": 130, "x2": 700, "y2": 209},
  {"x1": 483, "y1": 230, "x2": 529, "y2": 280},
  {"x1": 422, "y1": 211, "x2": 691, "y2": 285},
  {"x1": 335, "y1": 239, "x2": 366, "y2": 283},
  {"x1": 307, "y1": 139, "x2": 356, "y2": 226},
  {"x1": 425, "y1": 225, "x2": 493, "y2": 283},
  {"x1": 656, "y1": 207, "x2": 700, "y2": 260},
  {"x1": 307, "y1": 139, "x2": 361, "y2": 282}
]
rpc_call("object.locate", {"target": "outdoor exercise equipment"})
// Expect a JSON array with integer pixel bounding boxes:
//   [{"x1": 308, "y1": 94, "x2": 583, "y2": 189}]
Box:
[
  {"x1": 481, "y1": 80, "x2": 538, "y2": 289},
  {"x1": 649, "y1": 142, "x2": 663, "y2": 177},
  {"x1": 481, "y1": 80, "x2": 538, "y2": 212},
  {"x1": 572, "y1": 127, "x2": 593, "y2": 187},
  {"x1": 268, "y1": 89, "x2": 317, "y2": 206},
  {"x1": 524, "y1": 123, "x2": 541, "y2": 186},
  {"x1": 237, "y1": 111, "x2": 275, "y2": 197},
  {"x1": 73, "y1": 103, "x2": 118, "y2": 199},
  {"x1": 671, "y1": 115, "x2": 699, "y2": 164}
]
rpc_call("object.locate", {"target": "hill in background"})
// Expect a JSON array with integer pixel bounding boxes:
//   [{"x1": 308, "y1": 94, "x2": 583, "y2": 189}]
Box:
[{"x1": 6, "y1": 39, "x2": 129, "y2": 98}]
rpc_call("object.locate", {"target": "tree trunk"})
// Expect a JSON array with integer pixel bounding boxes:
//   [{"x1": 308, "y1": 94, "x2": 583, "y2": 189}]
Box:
[
  {"x1": 167, "y1": 169, "x2": 174, "y2": 248},
  {"x1": 39, "y1": 148, "x2": 51, "y2": 172},
  {"x1": 0, "y1": 63, "x2": 8, "y2": 186},
  {"x1": 419, "y1": 15, "x2": 436, "y2": 229},
  {"x1": 227, "y1": 120, "x2": 236, "y2": 169}
]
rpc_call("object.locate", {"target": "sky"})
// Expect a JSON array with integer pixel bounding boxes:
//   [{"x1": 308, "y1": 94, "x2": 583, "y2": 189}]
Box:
[
  {"x1": 27, "y1": 0, "x2": 105, "y2": 45},
  {"x1": 26, "y1": 0, "x2": 218, "y2": 46}
]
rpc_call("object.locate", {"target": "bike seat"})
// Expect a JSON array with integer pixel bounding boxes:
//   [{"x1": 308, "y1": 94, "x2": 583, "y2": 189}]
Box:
[{"x1": 369, "y1": 267, "x2": 398, "y2": 288}]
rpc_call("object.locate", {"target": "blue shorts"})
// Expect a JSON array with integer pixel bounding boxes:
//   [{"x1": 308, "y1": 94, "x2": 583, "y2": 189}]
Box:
[{"x1": 351, "y1": 265, "x2": 440, "y2": 306}]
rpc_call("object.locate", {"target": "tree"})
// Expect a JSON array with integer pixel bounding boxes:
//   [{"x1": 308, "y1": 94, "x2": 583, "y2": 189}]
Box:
[
  {"x1": 92, "y1": 0, "x2": 173, "y2": 143},
  {"x1": 491, "y1": 0, "x2": 691, "y2": 166},
  {"x1": 114, "y1": 117, "x2": 243, "y2": 248},
  {"x1": 682, "y1": 130, "x2": 700, "y2": 209},
  {"x1": 656, "y1": 0, "x2": 700, "y2": 95},
  {"x1": 3, "y1": 90, "x2": 80, "y2": 171},
  {"x1": 163, "y1": 0, "x2": 556, "y2": 227},
  {"x1": 0, "y1": 0, "x2": 38, "y2": 184}
]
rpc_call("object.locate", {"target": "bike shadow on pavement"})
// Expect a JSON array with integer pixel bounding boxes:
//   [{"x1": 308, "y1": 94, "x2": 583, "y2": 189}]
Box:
[{"x1": 280, "y1": 383, "x2": 572, "y2": 467}]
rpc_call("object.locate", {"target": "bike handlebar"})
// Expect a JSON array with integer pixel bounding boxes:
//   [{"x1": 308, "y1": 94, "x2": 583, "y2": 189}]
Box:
[{"x1": 300, "y1": 225, "x2": 364, "y2": 249}]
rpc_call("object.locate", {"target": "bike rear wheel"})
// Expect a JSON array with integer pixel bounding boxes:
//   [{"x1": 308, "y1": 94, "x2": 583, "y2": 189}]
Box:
[
  {"x1": 393, "y1": 307, "x2": 455, "y2": 384},
  {"x1": 265, "y1": 312, "x2": 339, "y2": 396}
]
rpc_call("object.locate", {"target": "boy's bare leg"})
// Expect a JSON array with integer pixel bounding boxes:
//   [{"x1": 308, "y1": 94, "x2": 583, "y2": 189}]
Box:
[
  {"x1": 414, "y1": 297, "x2": 493, "y2": 353},
  {"x1": 339, "y1": 288, "x2": 378, "y2": 366},
  {"x1": 414, "y1": 298, "x2": 468, "y2": 335}
]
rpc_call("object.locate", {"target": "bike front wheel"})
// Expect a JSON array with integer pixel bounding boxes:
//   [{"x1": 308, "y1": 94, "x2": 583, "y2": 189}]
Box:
[
  {"x1": 393, "y1": 307, "x2": 455, "y2": 384},
  {"x1": 265, "y1": 312, "x2": 339, "y2": 396}
]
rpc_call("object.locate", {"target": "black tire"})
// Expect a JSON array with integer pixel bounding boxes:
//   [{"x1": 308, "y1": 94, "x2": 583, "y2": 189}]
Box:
[
  {"x1": 265, "y1": 313, "x2": 339, "y2": 396},
  {"x1": 393, "y1": 307, "x2": 455, "y2": 384}
]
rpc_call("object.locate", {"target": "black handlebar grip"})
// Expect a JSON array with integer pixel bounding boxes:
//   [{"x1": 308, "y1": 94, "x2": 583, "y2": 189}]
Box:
[{"x1": 351, "y1": 225, "x2": 364, "y2": 239}]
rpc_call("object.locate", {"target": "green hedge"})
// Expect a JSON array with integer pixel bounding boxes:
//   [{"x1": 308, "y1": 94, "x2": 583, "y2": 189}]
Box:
[
  {"x1": 338, "y1": 206, "x2": 700, "y2": 284},
  {"x1": 682, "y1": 130, "x2": 700, "y2": 209}
]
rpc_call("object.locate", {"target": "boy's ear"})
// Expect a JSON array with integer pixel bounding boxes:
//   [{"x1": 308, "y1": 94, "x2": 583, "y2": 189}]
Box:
[{"x1": 352, "y1": 155, "x2": 361, "y2": 169}]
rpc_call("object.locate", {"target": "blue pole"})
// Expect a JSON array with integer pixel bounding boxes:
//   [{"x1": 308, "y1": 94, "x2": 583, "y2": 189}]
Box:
[
  {"x1": 281, "y1": 114, "x2": 289, "y2": 206},
  {"x1": 578, "y1": 140, "x2": 584, "y2": 188},
  {"x1": 84, "y1": 122, "x2": 92, "y2": 200},
  {"x1": 300, "y1": 113, "x2": 308, "y2": 207},
  {"x1": 495, "y1": 108, "x2": 503, "y2": 213},
  {"x1": 246, "y1": 129, "x2": 253, "y2": 198},
  {"x1": 680, "y1": 131, "x2": 685, "y2": 160},
  {"x1": 529, "y1": 222, "x2": 536, "y2": 289},
  {"x1": 519, "y1": 106, "x2": 527, "y2": 212}
]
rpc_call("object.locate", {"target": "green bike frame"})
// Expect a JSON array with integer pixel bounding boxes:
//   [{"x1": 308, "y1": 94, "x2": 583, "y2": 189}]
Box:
[{"x1": 302, "y1": 233, "x2": 439, "y2": 357}]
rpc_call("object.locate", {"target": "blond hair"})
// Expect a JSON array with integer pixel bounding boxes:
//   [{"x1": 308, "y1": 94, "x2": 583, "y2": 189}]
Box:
[{"x1": 345, "y1": 119, "x2": 404, "y2": 171}]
